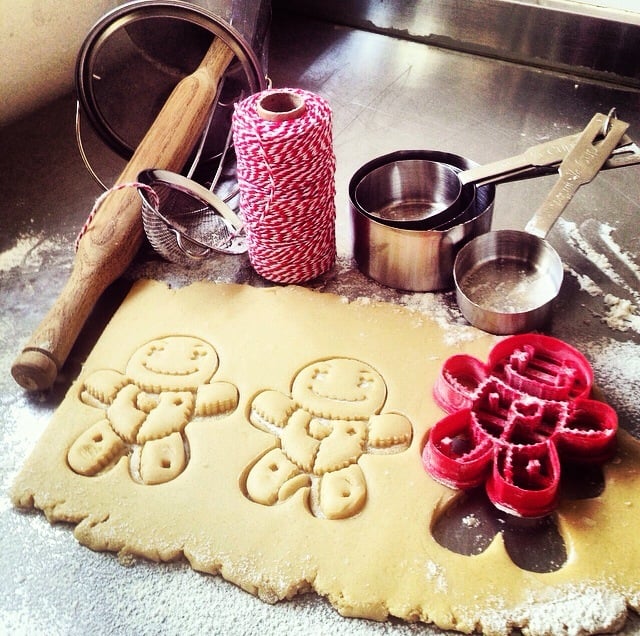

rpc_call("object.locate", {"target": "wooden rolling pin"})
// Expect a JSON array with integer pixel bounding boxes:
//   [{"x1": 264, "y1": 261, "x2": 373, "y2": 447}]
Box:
[{"x1": 11, "y1": 38, "x2": 235, "y2": 391}]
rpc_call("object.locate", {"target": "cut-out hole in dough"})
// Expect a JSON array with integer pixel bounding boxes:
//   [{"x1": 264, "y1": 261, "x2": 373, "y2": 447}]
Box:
[
  {"x1": 431, "y1": 488, "x2": 567, "y2": 573},
  {"x1": 560, "y1": 463, "x2": 605, "y2": 500}
]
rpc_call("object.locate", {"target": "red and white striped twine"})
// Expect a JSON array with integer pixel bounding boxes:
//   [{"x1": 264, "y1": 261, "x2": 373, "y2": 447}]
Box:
[{"x1": 232, "y1": 88, "x2": 336, "y2": 284}]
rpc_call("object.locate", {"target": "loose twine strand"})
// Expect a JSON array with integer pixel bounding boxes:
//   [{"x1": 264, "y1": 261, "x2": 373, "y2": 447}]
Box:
[
  {"x1": 75, "y1": 182, "x2": 159, "y2": 251},
  {"x1": 232, "y1": 88, "x2": 336, "y2": 284}
]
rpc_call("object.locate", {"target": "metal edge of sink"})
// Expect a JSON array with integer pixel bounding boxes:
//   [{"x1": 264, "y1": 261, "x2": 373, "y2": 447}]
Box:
[{"x1": 274, "y1": 0, "x2": 640, "y2": 89}]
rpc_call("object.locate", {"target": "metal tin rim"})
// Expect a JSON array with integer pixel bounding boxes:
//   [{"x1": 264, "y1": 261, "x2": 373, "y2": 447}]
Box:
[
  {"x1": 349, "y1": 150, "x2": 484, "y2": 235},
  {"x1": 75, "y1": 0, "x2": 267, "y2": 158}
]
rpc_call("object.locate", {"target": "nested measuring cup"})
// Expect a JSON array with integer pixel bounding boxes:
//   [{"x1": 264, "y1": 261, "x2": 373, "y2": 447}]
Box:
[
  {"x1": 353, "y1": 128, "x2": 629, "y2": 229},
  {"x1": 350, "y1": 150, "x2": 495, "y2": 291}
]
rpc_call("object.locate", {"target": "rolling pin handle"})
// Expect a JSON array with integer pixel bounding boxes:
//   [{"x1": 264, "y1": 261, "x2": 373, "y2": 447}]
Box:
[{"x1": 11, "y1": 349, "x2": 59, "y2": 392}]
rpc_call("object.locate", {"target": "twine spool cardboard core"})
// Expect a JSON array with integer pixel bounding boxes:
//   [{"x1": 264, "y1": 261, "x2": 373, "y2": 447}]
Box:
[{"x1": 257, "y1": 91, "x2": 306, "y2": 121}]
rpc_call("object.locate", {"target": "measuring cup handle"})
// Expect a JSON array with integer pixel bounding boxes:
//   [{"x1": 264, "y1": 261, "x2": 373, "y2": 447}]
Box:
[
  {"x1": 524, "y1": 176, "x2": 580, "y2": 238},
  {"x1": 525, "y1": 114, "x2": 629, "y2": 238},
  {"x1": 458, "y1": 132, "x2": 596, "y2": 187},
  {"x1": 458, "y1": 154, "x2": 529, "y2": 186}
]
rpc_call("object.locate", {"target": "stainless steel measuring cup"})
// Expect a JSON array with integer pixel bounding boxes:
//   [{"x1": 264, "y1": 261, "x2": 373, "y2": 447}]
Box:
[
  {"x1": 353, "y1": 125, "x2": 629, "y2": 228},
  {"x1": 351, "y1": 152, "x2": 478, "y2": 231},
  {"x1": 350, "y1": 150, "x2": 495, "y2": 291},
  {"x1": 453, "y1": 112, "x2": 629, "y2": 335}
]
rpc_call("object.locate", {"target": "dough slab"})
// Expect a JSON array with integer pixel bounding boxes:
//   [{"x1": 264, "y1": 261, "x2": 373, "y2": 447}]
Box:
[{"x1": 11, "y1": 280, "x2": 640, "y2": 635}]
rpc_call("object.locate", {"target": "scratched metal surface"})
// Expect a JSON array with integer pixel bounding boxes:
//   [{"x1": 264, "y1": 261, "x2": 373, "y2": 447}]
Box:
[{"x1": 1, "y1": 8, "x2": 640, "y2": 635}]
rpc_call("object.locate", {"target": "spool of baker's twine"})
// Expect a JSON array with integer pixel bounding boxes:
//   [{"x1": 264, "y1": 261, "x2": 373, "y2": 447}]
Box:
[{"x1": 232, "y1": 88, "x2": 336, "y2": 283}]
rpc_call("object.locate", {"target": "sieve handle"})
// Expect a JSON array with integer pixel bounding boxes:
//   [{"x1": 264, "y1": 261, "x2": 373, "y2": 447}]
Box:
[{"x1": 11, "y1": 38, "x2": 235, "y2": 391}]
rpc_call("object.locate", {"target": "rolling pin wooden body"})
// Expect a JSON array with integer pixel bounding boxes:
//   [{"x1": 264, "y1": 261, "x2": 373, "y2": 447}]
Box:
[{"x1": 11, "y1": 38, "x2": 235, "y2": 391}]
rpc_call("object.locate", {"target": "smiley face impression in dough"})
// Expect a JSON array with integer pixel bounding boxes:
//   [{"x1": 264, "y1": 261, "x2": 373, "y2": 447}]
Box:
[
  {"x1": 67, "y1": 336, "x2": 239, "y2": 485},
  {"x1": 243, "y1": 358, "x2": 413, "y2": 519}
]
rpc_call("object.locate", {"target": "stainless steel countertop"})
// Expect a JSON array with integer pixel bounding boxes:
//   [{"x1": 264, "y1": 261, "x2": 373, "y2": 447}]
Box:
[{"x1": 2, "y1": 9, "x2": 639, "y2": 635}]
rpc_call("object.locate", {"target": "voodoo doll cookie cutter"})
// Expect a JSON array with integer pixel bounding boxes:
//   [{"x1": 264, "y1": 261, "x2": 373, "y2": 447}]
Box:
[{"x1": 422, "y1": 334, "x2": 618, "y2": 518}]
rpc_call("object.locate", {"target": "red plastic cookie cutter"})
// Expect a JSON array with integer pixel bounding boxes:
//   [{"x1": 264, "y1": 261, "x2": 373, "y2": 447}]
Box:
[{"x1": 423, "y1": 334, "x2": 618, "y2": 517}]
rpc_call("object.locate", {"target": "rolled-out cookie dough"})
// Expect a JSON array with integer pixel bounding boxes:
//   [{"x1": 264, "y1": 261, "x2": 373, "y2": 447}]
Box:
[{"x1": 11, "y1": 281, "x2": 640, "y2": 635}]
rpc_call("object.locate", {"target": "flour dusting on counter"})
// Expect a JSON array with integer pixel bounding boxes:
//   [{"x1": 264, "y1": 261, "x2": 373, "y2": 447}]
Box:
[
  {"x1": 473, "y1": 584, "x2": 629, "y2": 636},
  {"x1": 398, "y1": 291, "x2": 489, "y2": 346},
  {"x1": 0, "y1": 233, "x2": 72, "y2": 274},
  {"x1": 602, "y1": 295, "x2": 640, "y2": 333},
  {"x1": 582, "y1": 338, "x2": 640, "y2": 433},
  {"x1": 0, "y1": 235, "x2": 46, "y2": 272},
  {"x1": 598, "y1": 221, "x2": 640, "y2": 284},
  {"x1": 558, "y1": 219, "x2": 640, "y2": 334}
]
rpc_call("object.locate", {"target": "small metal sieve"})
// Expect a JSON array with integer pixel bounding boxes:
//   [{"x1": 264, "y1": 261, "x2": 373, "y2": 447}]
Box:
[{"x1": 138, "y1": 169, "x2": 246, "y2": 264}]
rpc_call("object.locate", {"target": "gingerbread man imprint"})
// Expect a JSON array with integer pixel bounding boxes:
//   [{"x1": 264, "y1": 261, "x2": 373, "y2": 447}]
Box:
[
  {"x1": 67, "y1": 336, "x2": 239, "y2": 485},
  {"x1": 242, "y1": 358, "x2": 413, "y2": 519}
]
